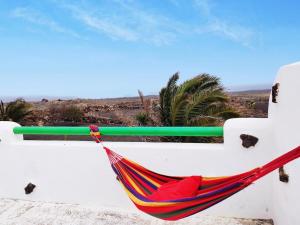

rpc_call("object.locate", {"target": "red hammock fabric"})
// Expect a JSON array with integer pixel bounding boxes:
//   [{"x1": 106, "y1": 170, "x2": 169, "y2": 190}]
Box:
[
  {"x1": 89, "y1": 125, "x2": 300, "y2": 221},
  {"x1": 148, "y1": 176, "x2": 202, "y2": 201}
]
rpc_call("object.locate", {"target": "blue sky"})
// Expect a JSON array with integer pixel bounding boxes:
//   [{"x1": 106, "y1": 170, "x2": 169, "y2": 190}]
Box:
[{"x1": 0, "y1": 0, "x2": 300, "y2": 99}]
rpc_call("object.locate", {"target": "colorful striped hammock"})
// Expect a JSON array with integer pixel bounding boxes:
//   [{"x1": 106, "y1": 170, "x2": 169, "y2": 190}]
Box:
[{"x1": 89, "y1": 126, "x2": 300, "y2": 221}]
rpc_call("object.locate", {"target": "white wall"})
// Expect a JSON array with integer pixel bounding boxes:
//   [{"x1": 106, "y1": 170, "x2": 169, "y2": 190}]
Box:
[
  {"x1": 0, "y1": 62, "x2": 300, "y2": 224},
  {"x1": 0, "y1": 121, "x2": 273, "y2": 220},
  {"x1": 268, "y1": 62, "x2": 300, "y2": 225}
]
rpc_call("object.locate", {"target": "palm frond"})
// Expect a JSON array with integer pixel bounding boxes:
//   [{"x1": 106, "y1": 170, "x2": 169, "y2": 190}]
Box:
[
  {"x1": 185, "y1": 91, "x2": 228, "y2": 121},
  {"x1": 158, "y1": 72, "x2": 239, "y2": 141},
  {"x1": 170, "y1": 99, "x2": 189, "y2": 126},
  {"x1": 177, "y1": 74, "x2": 222, "y2": 96},
  {"x1": 187, "y1": 115, "x2": 220, "y2": 126},
  {"x1": 159, "y1": 73, "x2": 179, "y2": 126},
  {"x1": 0, "y1": 100, "x2": 6, "y2": 120},
  {"x1": 216, "y1": 110, "x2": 240, "y2": 120}
]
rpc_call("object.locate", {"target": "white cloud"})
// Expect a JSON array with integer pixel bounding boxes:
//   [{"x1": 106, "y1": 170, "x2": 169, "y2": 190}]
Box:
[
  {"x1": 57, "y1": 0, "x2": 185, "y2": 45},
  {"x1": 10, "y1": 1, "x2": 256, "y2": 47},
  {"x1": 10, "y1": 7, "x2": 80, "y2": 38},
  {"x1": 62, "y1": 4, "x2": 139, "y2": 42},
  {"x1": 208, "y1": 20, "x2": 254, "y2": 44},
  {"x1": 193, "y1": 0, "x2": 255, "y2": 46}
]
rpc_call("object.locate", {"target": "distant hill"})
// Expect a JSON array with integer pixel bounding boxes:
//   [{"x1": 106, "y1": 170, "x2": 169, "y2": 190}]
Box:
[
  {"x1": 229, "y1": 89, "x2": 270, "y2": 97},
  {"x1": 229, "y1": 89, "x2": 270, "y2": 94},
  {"x1": 1, "y1": 90, "x2": 270, "y2": 103},
  {"x1": 0, "y1": 96, "x2": 75, "y2": 103}
]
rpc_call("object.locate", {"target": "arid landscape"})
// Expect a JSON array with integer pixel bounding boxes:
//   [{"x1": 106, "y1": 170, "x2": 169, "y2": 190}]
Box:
[{"x1": 15, "y1": 89, "x2": 270, "y2": 142}]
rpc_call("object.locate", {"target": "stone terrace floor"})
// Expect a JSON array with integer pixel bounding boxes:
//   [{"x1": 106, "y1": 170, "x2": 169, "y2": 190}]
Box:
[{"x1": 0, "y1": 199, "x2": 273, "y2": 225}]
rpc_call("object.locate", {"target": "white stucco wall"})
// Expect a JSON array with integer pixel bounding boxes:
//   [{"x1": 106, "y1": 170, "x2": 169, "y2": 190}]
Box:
[
  {"x1": 268, "y1": 62, "x2": 300, "y2": 225},
  {"x1": 0, "y1": 130, "x2": 273, "y2": 220},
  {"x1": 0, "y1": 62, "x2": 300, "y2": 224}
]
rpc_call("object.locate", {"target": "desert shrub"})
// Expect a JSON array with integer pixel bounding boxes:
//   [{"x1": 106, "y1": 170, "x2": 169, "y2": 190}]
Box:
[
  {"x1": 49, "y1": 104, "x2": 84, "y2": 122},
  {"x1": 61, "y1": 105, "x2": 84, "y2": 122},
  {"x1": 135, "y1": 111, "x2": 152, "y2": 126},
  {"x1": 0, "y1": 98, "x2": 32, "y2": 122}
]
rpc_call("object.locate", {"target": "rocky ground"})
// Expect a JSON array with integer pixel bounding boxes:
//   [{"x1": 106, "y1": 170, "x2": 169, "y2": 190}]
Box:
[
  {"x1": 0, "y1": 199, "x2": 273, "y2": 225},
  {"x1": 0, "y1": 90, "x2": 274, "y2": 224},
  {"x1": 229, "y1": 90, "x2": 269, "y2": 118},
  {"x1": 24, "y1": 90, "x2": 270, "y2": 126},
  {"x1": 16, "y1": 90, "x2": 270, "y2": 142}
]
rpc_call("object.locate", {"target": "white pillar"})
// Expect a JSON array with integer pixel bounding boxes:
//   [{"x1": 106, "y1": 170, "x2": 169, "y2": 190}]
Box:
[
  {"x1": 0, "y1": 121, "x2": 23, "y2": 144},
  {"x1": 268, "y1": 62, "x2": 300, "y2": 225}
]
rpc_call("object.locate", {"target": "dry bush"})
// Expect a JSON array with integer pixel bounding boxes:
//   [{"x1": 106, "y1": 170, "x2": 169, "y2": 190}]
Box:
[
  {"x1": 49, "y1": 104, "x2": 84, "y2": 122},
  {"x1": 61, "y1": 105, "x2": 84, "y2": 122}
]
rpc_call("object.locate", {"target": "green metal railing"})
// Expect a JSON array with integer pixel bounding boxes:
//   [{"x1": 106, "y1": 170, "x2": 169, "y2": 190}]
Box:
[{"x1": 13, "y1": 126, "x2": 223, "y2": 137}]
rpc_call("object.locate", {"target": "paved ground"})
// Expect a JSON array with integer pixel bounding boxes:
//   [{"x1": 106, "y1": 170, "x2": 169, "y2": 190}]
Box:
[{"x1": 0, "y1": 199, "x2": 273, "y2": 225}]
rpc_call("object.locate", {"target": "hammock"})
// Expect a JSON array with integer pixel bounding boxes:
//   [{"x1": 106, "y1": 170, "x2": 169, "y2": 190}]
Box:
[{"x1": 89, "y1": 126, "x2": 300, "y2": 221}]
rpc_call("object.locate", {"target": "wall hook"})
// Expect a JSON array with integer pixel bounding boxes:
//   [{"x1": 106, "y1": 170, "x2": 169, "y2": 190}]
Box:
[{"x1": 279, "y1": 167, "x2": 289, "y2": 183}]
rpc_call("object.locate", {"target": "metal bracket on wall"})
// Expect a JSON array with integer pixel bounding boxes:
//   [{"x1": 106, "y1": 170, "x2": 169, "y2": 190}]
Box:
[{"x1": 279, "y1": 166, "x2": 289, "y2": 183}]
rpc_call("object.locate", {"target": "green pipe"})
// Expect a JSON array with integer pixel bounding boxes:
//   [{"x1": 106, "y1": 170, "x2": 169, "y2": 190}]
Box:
[{"x1": 13, "y1": 126, "x2": 223, "y2": 137}]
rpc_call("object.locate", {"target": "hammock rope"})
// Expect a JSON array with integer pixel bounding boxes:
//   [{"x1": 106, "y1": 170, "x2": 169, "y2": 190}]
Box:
[{"x1": 89, "y1": 125, "x2": 300, "y2": 221}]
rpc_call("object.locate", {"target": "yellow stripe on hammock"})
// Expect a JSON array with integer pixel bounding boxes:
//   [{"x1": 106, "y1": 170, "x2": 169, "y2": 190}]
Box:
[
  {"x1": 119, "y1": 182, "x2": 179, "y2": 207},
  {"x1": 125, "y1": 159, "x2": 161, "y2": 187},
  {"x1": 202, "y1": 176, "x2": 228, "y2": 181},
  {"x1": 118, "y1": 166, "x2": 145, "y2": 196}
]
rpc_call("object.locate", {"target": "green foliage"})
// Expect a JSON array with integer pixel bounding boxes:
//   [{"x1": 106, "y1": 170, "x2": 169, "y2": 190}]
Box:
[
  {"x1": 61, "y1": 105, "x2": 84, "y2": 122},
  {"x1": 0, "y1": 98, "x2": 32, "y2": 122},
  {"x1": 159, "y1": 73, "x2": 239, "y2": 141},
  {"x1": 135, "y1": 112, "x2": 152, "y2": 126},
  {"x1": 159, "y1": 73, "x2": 179, "y2": 126}
]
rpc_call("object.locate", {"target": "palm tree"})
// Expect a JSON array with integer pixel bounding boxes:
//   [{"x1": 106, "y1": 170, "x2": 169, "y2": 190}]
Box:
[
  {"x1": 0, "y1": 98, "x2": 32, "y2": 122},
  {"x1": 159, "y1": 73, "x2": 239, "y2": 141}
]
